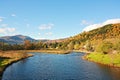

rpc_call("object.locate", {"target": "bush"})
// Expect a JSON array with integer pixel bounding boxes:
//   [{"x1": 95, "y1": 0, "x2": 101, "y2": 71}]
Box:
[
  {"x1": 96, "y1": 41, "x2": 113, "y2": 54},
  {"x1": 114, "y1": 40, "x2": 120, "y2": 51}
]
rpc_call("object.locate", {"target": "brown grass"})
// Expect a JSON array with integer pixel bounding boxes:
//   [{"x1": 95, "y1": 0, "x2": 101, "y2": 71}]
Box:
[
  {"x1": 0, "y1": 51, "x2": 33, "y2": 59},
  {"x1": 0, "y1": 51, "x2": 33, "y2": 78},
  {"x1": 26, "y1": 50, "x2": 71, "y2": 54}
]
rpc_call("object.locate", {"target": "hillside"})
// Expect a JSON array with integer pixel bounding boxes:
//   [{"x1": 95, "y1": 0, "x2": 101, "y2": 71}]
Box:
[
  {"x1": 42, "y1": 23, "x2": 120, "y2": 50},
  {"x1": 0, "y1": 35, "x2": 36, "y2": 44},
  {"x1": 50, "y1": 23, "x2": 120, "y2": 51},
  {"x1": 81, "y1": 24, "x2": 120, "y2": 67},
  {"x1": 69, "y1": 23, "x2": 120, "y2": 43}
]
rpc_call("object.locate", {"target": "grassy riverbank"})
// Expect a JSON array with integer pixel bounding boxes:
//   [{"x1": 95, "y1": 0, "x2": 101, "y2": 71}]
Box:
[
  {"x1": 0, "y1": 51, "x2": 33, "y2": 79},
  {"x1": 26, "y1": 50, "x2": 71, "y2": 54},
  {"x1": 73, "y1": 50, "x2": 91, "y2": 54},
  {"x1": 83, "y1": 52, "x2": 120, "y2": 68}
]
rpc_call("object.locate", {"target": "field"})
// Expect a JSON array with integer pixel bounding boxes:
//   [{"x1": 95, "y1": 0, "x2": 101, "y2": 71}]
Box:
[{"x1": 83, "y1": 52, "x2": 120, "y2": 67}]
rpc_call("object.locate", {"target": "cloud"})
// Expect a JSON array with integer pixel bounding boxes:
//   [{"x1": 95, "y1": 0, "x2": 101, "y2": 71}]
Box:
[
  {"x1": 83, "y1": 19, "x2": 120, "y2": 32},
  {"x1": 0, "y1": 17, "x2": 4, "y2": 22},
  {"x1": 0, "y1": 27, "x2": 16, "y2": 34},
  {"x1": 11, "y1": 14, "x2": 16, "y2": 17},
  {"x1": 45, "y1": 32, "x2": 53, "y2": 36},
  {"x1": 39, "y1": 23, "x2": 54, "y2": 30},
  {"x1": 0, "y1": 18, "x2": 3, "y2": 22},
  {"x1": 0, "y1": 24, "x2": 8, "y2": 27},
  {"x1": 80, "y1": 20, "x2": 92, "y2": 25},
  {"x1": 38, "y1": 33, "x2": 41, "y2": 35}
]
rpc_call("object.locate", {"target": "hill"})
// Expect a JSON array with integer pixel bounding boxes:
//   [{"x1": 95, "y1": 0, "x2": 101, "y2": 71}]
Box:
[
  {"x1": 0, "y1": 35, "x2": 36, "y2": 44},
  {"x1": 46, "y1": 23, "x2": 120, "y2": 50},
  {"x1": 81, "y1": 23, "x2": 120, "y2": 67},
  {"x1": 69, "y1": 23, "x2": 120, "y2": 43}
]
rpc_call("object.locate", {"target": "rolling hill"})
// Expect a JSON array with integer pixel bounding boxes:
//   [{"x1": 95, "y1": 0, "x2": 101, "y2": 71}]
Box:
[
  {"x1": 67, "y1": 23, "x2": 120, "y2": 43},
  {"x1": 0, "y1": 35, "x2": 36, "y2": 44}
]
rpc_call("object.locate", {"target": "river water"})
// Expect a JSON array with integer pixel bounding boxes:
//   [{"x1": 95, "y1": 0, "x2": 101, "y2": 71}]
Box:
[{"x1": 2, "y1": 52, "x2": 120, "y2": 80}]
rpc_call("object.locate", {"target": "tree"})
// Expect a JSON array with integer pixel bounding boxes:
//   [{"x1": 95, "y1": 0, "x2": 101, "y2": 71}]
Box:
[
  {"x1": 0, "y1": 42, "x2": 5, "y2": 51},
  {"x1": 35, "y1": 42, "x2": 43, "y2": 50},
  {"x1": 74, "y1": 44, "x2": 80, "y2": 50},
  {"x1": 84, "y1": 41, "x2": 93, "y2": 51},
  {"x1": 113, "y1": 39, "x2": 120, "y2": 51},
  {"x1": 67, "y1": 41, "x2": 74, "y2": 50},
  {"x1": 96, "y1": 41, "x2": 113, "y2": 54},
  {"x1": 24, "y1": 40, "x2": 31, "y2": 50},
  {"x1": 42, "y1": 43, "x2": 48, "y2": 49}
]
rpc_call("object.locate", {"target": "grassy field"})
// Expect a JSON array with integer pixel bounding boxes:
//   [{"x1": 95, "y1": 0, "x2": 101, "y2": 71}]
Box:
[{"x1": 83, "y1": 52, "x2": 120, "y2": 67}]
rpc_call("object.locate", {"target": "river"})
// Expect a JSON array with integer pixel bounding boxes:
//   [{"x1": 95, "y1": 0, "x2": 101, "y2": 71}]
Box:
[{"x1": 2, "y1": 52, "x2": 120, "y2": 80}]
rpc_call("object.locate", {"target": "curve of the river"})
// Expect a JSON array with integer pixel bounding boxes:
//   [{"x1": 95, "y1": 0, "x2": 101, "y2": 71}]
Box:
[{"x1": 2, "y1": 52, "x2": 120, "y2": 80}]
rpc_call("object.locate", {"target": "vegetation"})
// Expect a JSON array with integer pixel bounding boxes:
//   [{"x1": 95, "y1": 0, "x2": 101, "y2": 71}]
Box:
[
  {"x1": 0, "y1": 51, "x2": 33, "y2": 67},
  {"x1": 0, "y1": 23, "x2": 120, "y2": 68},
  {"x1": 0, "y1": 24, "x2": 120, "y2": 52},
  {"x1": 80, "y1": 24, "x2": 120, "y2": 67},
  {"x1": 0, "y1": 51, "x2": 33, "y2": 79},
  {"x1": 26, "y1": 50, "x2": 71, "y2": 54},
  {"x1": 84, "y1": 52, "x2": 120, "y2": 67}
]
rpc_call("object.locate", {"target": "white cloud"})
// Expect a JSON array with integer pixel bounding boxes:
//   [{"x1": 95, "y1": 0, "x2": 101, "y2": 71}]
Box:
[
  {"x1": 35, "y1": 37, "x2": 46, "y2": 40},
  {"x1": 0, "y1": 24, "x2": 8, "y2": 27},
  {"x1": 0, "y1": 27, "x2": 16, "y2": 34},
  {"x1": 80, "y1": 20, "x2": 92, "y2": 25},
  {"x1": 7, "y1": 28, "x2": 16, "y2": 32},
  {"x1": 11, "y1": 14, "x2": 16, "y2": 17},
  {"x1": 38, "y1": 33, "x2": 41, "y2": 35},
  {"x1": 0, "y1": 17, "x2": 4, "y2": 22},
  {"x1": 45, "y1": 32, "x2": 53, "y2": 36},
  {"x1": 0, "y1": 28, "x2": 6, "y2": 34},
  {"x1": 83, "y1": 19, "x2": 120, "y2": 32},
  {"x1": 0, "y1": 18, "x2": 3, "y2": 22},
  {"x1": 39, "y1": 23, "x2": 54, "y2": 30}
]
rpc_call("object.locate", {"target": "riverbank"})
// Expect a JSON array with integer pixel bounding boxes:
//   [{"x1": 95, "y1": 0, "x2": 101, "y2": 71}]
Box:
[
  {"x1": 26, "y1": 50, "x2": 71, "y2": 54},
  {"x1": 0, "y1": 51, "x2": 33, "y2": 79},
  {"x1": 73, "y1": 50, "x2": 91, "y2": 54},
  {"x1": 83, "y1": 52, "x2": 120, "y2": 68}
]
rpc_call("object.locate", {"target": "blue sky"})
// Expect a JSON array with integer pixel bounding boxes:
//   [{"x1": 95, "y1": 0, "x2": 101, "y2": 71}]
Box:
[{"x1": 0, "y1": 0, "x2": 120, "y2": 39}]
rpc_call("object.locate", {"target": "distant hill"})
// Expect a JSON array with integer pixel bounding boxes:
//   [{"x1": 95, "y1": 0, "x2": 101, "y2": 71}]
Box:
[
  {"x1": 0, "y1": 35, "x2": 36, "y2": 44},
  {"x1": 0, "y1": 35, "x2": 66, "y2": 44},
  {"x1": 45, "y1": 38, "x2": 66, "y2": 43}
]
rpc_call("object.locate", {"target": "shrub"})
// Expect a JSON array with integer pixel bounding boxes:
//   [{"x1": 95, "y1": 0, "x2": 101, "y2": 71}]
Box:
[
  {"x1": 113, "y1": 40, "x2": 120, "y2": 51},
  {"x1": 96, "y1": 41, "x2": 113, "y2": 54}
]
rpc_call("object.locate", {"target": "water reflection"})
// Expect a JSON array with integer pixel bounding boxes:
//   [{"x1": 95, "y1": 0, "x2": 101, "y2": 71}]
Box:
[
  {"x1": 96, "y1": 64, "x2": 120, "y2": 80},
  {"x1": 2, "y1": 52, "x2": 120, "y2": 80}
]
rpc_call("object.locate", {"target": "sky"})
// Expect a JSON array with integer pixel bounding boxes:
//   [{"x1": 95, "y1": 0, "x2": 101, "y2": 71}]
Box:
[{"x1": 0, "y1": 0, "x2": 120, "y2": 40}]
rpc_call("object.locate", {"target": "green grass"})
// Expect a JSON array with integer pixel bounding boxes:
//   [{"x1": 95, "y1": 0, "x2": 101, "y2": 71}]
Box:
[
  {"x1": 85, "y1": 52, "x2": 120, "y2": 67},
  {"x1": 0, "y1": 59, "x2": 9, "y2": 67}
]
